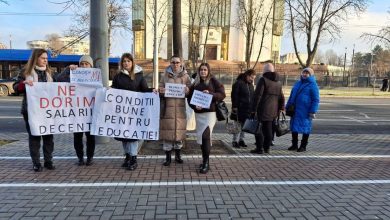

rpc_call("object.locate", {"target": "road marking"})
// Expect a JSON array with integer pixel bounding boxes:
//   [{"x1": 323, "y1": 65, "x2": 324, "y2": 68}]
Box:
[
  {"x1": 359, "y1": 113, "x2": 370, "y2": 119},
  {"x1": 340, "y1": 116, "x2": 366, "y2": 123},
  {"x1": 318, "y1": 110, "x2": 355, "y2": 112},
  {"x1": 1, "y1": 155, "x2": 390, "y2": 160},
  {"x1": 0, "y1": 116, "x2": 23, "y2": 119},
  {"x1": 0, "y1": 106, "x2": 20, "y2": 108},
  {"x1": 0, "y1": 179, "x2": 389, "y2": 188}
]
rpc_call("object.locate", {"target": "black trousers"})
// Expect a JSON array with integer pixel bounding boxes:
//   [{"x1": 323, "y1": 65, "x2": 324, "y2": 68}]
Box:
[
  {"x1": 74, "y1": 132, "x2": 95, "y2": 159},
  {"x1": 23, "y1": 113, "x2": 54, "y2": 165},
  {"x1": 254, "y1": 121, "x2": 273, "y2": 151},
  {"x1": 201, "y1": 127, "x2": 211, "y2": 162}
]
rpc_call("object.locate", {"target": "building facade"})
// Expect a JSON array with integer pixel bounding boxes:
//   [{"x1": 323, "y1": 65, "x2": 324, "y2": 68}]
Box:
[
  {"x1": 132, "y1": 0, "x2": 284, "y2": 62},
  {"x1": 27, "y1": 37, "x2": 89, "y2": 55}
]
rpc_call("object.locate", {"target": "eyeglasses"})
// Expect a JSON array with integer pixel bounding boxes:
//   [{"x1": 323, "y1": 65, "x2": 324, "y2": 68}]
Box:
[{"x1": 171, "y1": 61, "x2": 180, "y2": 64}]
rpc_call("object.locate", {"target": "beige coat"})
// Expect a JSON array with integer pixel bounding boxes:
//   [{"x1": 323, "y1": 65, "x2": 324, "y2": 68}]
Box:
[{"x1": 159, "y1": 66, "x2": 191, "y2": 141}]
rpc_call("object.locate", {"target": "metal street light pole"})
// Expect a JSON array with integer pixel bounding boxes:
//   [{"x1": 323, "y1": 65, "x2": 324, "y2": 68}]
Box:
[
  {"x1": 153, "y1": 0, "x2": 159, "y2": 89},
  {"x1": 90, "y1": 0, "x2": 109, "y2": 143}
]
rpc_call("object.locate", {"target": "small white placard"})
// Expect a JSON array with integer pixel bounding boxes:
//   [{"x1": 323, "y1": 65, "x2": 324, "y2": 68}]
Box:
[
  {"x1": 190, "y1": 90, "x2": 213, "y2": 109},
  {"x1": 164, "y1": 83, "x2": 185, "y2": 98},
  {"x1": 70, "y1": 68, "x2": 102, "y2": 86}
]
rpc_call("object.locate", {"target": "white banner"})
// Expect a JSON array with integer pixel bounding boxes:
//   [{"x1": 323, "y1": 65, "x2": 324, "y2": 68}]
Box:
[
  {"x1": 26, "y1": 83, "x2": 97, "y2": 135},
  {"x1": 70, "y1": 68, "x2": 102, "y2": 86},
  {"x1": 164, "y1": 83, "x2": 185, "y2": 98},
  {"x1": 190, "y1": 90, "x2": 213, "y2": 109},
  {"x1": 90, "y1": 88, "x2": 160, "y2": 140}
]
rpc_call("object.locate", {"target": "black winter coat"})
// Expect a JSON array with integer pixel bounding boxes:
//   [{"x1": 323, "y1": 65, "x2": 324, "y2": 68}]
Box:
[
  {"x1": 111, "y1": 71, "x2": 152, "y2": 92},
  {"x1": 187, "y1": 76, "x2": 226, "y2": 113},
  {"x1": 111, "y1": 70, "x2": 153, "y2": 142},
  {"x1": 252, "y1": 72, "x2": 285, "y2": 121},
  {"x1": 231, "y1": 75, "x2": 255, "y2": 123}
]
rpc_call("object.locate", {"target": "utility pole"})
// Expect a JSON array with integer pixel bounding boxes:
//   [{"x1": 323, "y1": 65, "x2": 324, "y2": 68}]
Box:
[
  {"x1": 90, "y1": 0, "x2": 109, "y2": 143},
  {"x1": 343, "y1": 47, "x2": 347, "y2": 86},
  {"x1": 172, "y1": 0, "x2": 182, "y2": 57},
  {"x1": 350, "y1": 44, "x2": 355, "y2": 87},
  {"x1": 153, "y1": 0, "x2": 159, "y2": 88},
  {"x1": 370, "y1": 51, "x2": 374, "y2": 94}
]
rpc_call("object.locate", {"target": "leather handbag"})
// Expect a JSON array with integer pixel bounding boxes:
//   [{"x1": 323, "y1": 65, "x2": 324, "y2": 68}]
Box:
[
  {"x1": 275, "y1": 112, "x2": 290, "y2": 137},
  {"x1": 216, "y1": 101, "x2": 229, "y2": 121},
  {"x1": 242, "y1": 118, "x2": 262, "y2": 134},
  {"x1": 226, "y1": 119, "x2": 241, "y2": 134}
]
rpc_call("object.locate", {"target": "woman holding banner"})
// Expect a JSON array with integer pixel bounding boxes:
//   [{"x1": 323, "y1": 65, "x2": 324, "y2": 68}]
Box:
[
  {"x1": 16, "y1": 48, "x2": 56, "y2": 172},
  {"x1": 55, "y1": 55, "x2": 96, "y2": 166},
  {"x1": 112, "y1": 53, "x2": 156, "y2": 171},
  {"x1": 159, "y1": 55, "x2": 192, "y2": 166},
  {"x1": 187, "y1": 63, "x2": 226, "y2": 174}
]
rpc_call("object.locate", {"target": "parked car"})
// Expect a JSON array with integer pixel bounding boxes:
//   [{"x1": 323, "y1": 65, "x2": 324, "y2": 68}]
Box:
[{"x1": 0, "y1": 77, "x2": 18, "y2": 96}]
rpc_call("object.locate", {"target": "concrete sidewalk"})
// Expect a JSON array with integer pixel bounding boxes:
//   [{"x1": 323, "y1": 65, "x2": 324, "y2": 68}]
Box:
[{"x1": 0, "y1": 131, "x2": 389, "y2": 219}]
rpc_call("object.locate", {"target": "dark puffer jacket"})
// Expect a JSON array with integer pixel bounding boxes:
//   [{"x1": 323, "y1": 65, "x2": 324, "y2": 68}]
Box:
[
  {"x1": 252, "y1": 72, "x2": 285, "y2": 121},
  {"x1": 231, "y1": 74, "x2": 255, "y2": 123}
]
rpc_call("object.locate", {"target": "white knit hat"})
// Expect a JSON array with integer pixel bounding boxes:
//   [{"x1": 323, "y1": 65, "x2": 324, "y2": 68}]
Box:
[
  {"x1": 79, "y1": 55, "x2": 93, "y2": 67},
  {"x1": 302, "y1": 67, "x2": 314, "y2": 75}
]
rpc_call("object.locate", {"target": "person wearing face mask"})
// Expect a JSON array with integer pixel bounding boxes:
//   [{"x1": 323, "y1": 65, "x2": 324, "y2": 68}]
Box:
[
  {"x1": 286, "y1": 67, "x2": 320, "y2": 152},
  {"x1": 112, "y1": 53, "x2": 157, "y2": 171},
  {"x1": 16, "y1": 49, "x2": 56, "y2": 172},
  {"x1": 159, "y1": 55, "x2": 192, "y2": 166},
  {"x1": 187, "y1": 63, "x2": 226, "y2": 174},
  {"x1": 230, "y1": 69, "x2": 256, "y2": 148},
  {"x1": 55, "y1": 55, "x2": 96, "y2": 166}
]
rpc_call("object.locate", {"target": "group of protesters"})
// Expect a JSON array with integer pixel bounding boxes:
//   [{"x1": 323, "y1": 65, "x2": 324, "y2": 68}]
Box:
[
  {"x1": 231, "y1": 64, "x2": 320, "y2": 154},
  {"x1": 17, "y1": 48, "x2": 319, "y2": 174}
]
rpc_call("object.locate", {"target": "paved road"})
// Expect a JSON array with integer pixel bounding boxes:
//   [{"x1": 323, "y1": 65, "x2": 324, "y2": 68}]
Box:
[
  {"x1": 0, "y1": 96, "x2": 390, "y2": 219},
  {"x1": 2, "y1": 96, "x2": 390, "y2": 134}
]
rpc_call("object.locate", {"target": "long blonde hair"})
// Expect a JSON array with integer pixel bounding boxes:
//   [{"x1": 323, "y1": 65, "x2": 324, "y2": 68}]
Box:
[
  {"x1": 23, "y1": 49, "x2": 52, "y2": 77},
  {"x1": 119, "y1": 53, "x2": 135, "y2": 80}
]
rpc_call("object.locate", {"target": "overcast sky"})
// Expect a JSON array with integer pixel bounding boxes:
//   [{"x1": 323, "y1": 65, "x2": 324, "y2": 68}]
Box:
[{"x1": 0, "y1": 0, "x2": 389, "y2": 58}]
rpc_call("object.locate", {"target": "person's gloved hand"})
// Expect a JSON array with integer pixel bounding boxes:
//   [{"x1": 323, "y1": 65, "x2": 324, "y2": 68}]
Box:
[{"x1": 309, "y1": 113, "x2": 316, "y2": 119}]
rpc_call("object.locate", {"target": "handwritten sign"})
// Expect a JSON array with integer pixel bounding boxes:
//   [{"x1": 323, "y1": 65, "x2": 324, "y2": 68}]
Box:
[
  {"x1": 164, "y1": 83, "x2": 185, "y2": 98},
  {"x1": 26, "y1": 83, "x2": 97, "y2": 135},
  {"x1": 70, "y1": 68, "x2": 102, "y2": 86},
  {"x1": 90, "y1": 88, "x2": 160, "y2": 140},
  {"x1": 190, "y1": 90, "x2": 213, "y2": 109}
]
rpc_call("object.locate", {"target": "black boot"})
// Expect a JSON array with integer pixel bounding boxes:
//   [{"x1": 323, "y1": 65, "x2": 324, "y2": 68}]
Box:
[
  {"x1": 127, "y1": 156, "x2": 138, "y2": 170},
  {"x1": 163, "y1": 151, "x2": 171, "y2": 166},
  {"x1": 86, "y1": 157, "x2": 93, "y2": 166},
  {"x1": 251, "y1": 135, "x2": 264, "y2": 154},
  {"x1": 44, "y1": 161, "x2": 55, "y2": 170},
  {"x1": 288, "y1": 132, "x2": 299, "y2": 151},
  {"x1": 77, "y1": 157, "x2": 85, "y2": 166},
  {"x1": 33, "y1": 163, "x2": 42, "y2": 172},
  {"x1": 175, "y1": 149, "x2": 183, "y2": 164},
  {"x1": 199, "y1": 158, "x2": 209, "y2": 174},
  {"x1": 298, "y1": 134, "x2": 309, "y2": 152},
  {"x1": 122, "y1": 153, "x2": 130, "y2": 167}
]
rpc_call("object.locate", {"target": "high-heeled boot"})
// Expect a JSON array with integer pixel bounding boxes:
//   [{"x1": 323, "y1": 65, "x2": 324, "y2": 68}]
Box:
[{"x1": 163, "y1": 150, "x2": 171, "y2": 166}]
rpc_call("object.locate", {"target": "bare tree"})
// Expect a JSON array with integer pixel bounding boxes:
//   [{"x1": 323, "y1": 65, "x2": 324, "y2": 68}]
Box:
[
  {"x1": 144, "y1": 0, "x2": 170, "y2": 54},
  {"x1": 236, "y1": 0, "x2": 273, "y2": 69},
  {"x1": 51, "y1": 0, "x2": 132, "y2": 54},
  {"x1": 325, "y1": 49, "x2": 338, "y2": 65},
  {"x1": 186, "y1": 0, "x2": 222, "y2": 72},
  {"x1": 361, "y1": 11, "x2": 390, "y2": 48},
  {"x1": 285, "y1": 0, "x2": 368, "y2": 68}
]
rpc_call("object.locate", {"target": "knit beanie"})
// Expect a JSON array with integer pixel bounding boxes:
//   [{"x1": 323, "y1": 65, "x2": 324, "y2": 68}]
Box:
[
  {"x1": 263, "y1": 63, "x2": 275, "y2": 73},
  {"x1": 79, "y1": 55, "x2": 93, "y2": 67},
  {"x1": 302, "y1": 67, "x2": 314, "y2": 75}
]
